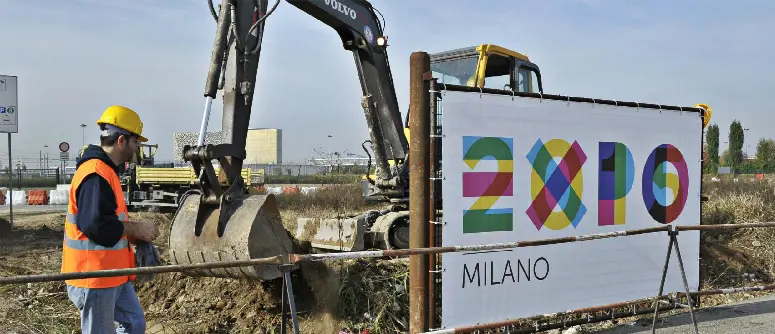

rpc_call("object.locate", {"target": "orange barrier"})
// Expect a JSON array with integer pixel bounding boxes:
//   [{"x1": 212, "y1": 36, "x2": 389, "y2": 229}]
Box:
[
  {"x1": 282, "y1": 185, "x2": 300, "y2": 195},
  {"x1": 26, "y1": 190, "x2": 49, "y2": 205},
  {"x1": 0, "y1": 191, "x2": 5, "y2": 205}
]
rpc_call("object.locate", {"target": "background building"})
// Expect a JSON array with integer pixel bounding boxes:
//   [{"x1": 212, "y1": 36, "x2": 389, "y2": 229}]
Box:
[
  {"x1": 245, "y1": 128, "x2": 282, "y2": 164},
  {"x1": 172, "y1": 128, "x2": 282, "y2": 165}
]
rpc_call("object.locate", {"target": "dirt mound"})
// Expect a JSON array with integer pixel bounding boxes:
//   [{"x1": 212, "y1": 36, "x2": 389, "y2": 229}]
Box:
[
  {"x1": 0, "y1": 212, "x2": 81, "y2": 331},
  {"x1": 131, "y1": 187, "x2": 407, "y2": 333}
]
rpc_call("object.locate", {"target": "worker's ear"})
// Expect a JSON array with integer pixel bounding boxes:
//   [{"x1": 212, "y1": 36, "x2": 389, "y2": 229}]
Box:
[
  {"x1": 117, "y1": 134, "x2": 132, "y2": 150},
  {"x1": 116, "y1": 134, "x2": 126, "y2": 148}
]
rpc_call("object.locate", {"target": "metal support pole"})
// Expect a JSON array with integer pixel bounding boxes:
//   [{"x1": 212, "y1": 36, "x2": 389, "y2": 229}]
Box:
[
  {"x1": 671, "y1": 230, "x2": 699, "y2": 333},
  {"x1": 280, "y1": 264, "x2": 300, "y2": 334},
  {"x1": 409, "y1": 51, "x2": 431, "y2": 334},
  {"x1": 651, "y1": 230, "x2": 699, "y2": 334},
  {"x1": 651, "y1": 230, "x2": 675, "y2": 332},
  {"x1": 7, "y1": 133, "x2": 12, "y2": 228},
  {"x1": 427, "y1": 77, "x2": 439, "y2": 328}
]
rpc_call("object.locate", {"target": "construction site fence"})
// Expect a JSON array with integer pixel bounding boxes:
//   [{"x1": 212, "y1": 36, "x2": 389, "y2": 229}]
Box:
[
  {"x1": 172, "y1": 162, "x2": 371, "y2": 177},
  {"x1": 2, "y1": 222, "x2": 775, "y2": 334},
  {"x1": 0, "y1": 168, "x2": 68, "y2": 189}
]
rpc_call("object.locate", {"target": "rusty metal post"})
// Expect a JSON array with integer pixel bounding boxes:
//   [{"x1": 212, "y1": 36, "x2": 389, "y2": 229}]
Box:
[{"x1": 409, "y1": 51, "x2": 431, "y2": 334}]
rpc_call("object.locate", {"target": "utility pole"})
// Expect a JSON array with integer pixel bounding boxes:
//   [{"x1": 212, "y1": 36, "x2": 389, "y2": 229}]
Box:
[
  {"x1": 80, "y1": 124, "x2": 87, "y2": 147},
  {"x1": 43, "y1": 145, "x2": 48, "y2": 174},
  {"x1": 327, "y1": 134, "x2": 332, "y2": 172},
  {"x1": 744, "y1": 128, "x2": 750, "y2": 158}
]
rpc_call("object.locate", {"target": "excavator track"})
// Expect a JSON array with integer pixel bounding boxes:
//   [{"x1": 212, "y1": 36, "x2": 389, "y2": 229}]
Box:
[{"x1": 167, "y1": 192, "x2": 295, "y2": 280}]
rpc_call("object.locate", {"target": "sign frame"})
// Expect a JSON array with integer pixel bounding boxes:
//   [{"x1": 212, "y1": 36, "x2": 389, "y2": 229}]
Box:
[
  {"x1": 439, "y1": 89, "x2": 704, "y2": 329},
  {"x1": 0, "y1": 75, "x2": 18, "y2": 134}
]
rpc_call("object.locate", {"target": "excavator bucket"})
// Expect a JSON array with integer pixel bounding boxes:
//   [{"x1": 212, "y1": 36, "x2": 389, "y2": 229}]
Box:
[
  {"x1": 167, "y1": 192, "x2": 295, "y2": 280},
  {"x1": 295, "y1": 210, "x2": 411, "y2": 252},
  {"x1": 295, "y1": 216, "x2": 367, "y2": 252}
]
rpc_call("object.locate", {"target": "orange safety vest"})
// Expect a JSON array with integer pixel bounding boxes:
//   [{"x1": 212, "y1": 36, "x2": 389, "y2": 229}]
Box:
[{"x1": 61, "y1": 158, "x2": 136, "y2": 288}]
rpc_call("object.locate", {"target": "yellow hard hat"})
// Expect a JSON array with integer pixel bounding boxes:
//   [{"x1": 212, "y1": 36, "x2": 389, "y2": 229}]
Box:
[
  {"x1": 96, "y1": 105, "x2": 148, "y2": 142},
  {"x1": 693, "y1": 103, "x2": 713, "y2": 129}
]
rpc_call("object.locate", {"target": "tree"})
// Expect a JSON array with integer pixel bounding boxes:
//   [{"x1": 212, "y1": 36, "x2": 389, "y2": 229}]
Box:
[
  {"x1": 728, "y1": 120, "x2": 745, "y2": 169},
  {"x1": 720, "y1": 149, "x2": 729, "y2": 166},
  {"x1": 755, "y1": 138, "x2": 775, "y2": 172},
  {"x1": 706, "y1": 123, "x2": 720, "y2": 166}
]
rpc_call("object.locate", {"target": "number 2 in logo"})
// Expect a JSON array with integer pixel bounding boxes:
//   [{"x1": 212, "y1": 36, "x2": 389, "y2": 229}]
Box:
[{"x1": 461, "y1": 136, "x2": 514, "y2": 234}]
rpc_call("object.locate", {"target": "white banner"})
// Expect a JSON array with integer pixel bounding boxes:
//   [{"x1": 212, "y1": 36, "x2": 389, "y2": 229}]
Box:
[{"x1": 440, "y1": 90, "x2": 702, "y2": 328}]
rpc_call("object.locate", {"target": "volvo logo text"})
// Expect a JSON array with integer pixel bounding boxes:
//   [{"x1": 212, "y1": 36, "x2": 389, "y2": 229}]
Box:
[{"x1": 324, "y1": 0, "x2": 357, "y2": 20}]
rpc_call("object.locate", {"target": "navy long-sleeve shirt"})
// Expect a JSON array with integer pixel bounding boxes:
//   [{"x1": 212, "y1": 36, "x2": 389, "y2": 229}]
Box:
[{"x1": 73, "y1": 145, "x2": 125, "y2": 248}]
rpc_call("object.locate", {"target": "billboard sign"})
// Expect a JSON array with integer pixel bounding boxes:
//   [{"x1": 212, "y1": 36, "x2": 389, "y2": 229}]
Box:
[{"x1": 440, "y1": 90, "x2": 703, "y2": 328}]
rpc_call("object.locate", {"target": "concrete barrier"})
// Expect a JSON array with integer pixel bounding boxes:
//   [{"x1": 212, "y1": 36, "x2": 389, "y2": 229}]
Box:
[
  {"x1": 49, "y1": 190, "x2": 69, "y2": 205},
  {"x1": 10, "y1": 190, "x2": 26, "y2": 206}
]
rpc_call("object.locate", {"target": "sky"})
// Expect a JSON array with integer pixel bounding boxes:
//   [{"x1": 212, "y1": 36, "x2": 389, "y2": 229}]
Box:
[{"x1": 0, "y1": 0, "x2": 773, "y2": 168}]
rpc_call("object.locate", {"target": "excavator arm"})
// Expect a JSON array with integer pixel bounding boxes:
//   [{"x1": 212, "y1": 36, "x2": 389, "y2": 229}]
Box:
[
  {"x1": 186, "y1": 0, "x2": 407, "y2": 212},
  {"x1": 169, "y1": 0, "x2": 411, "y2": 281}
]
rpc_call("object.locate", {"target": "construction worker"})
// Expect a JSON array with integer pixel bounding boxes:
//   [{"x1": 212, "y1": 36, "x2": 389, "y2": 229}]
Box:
[{"x1": 61, "y1": 105, "x2": 159, "y2": 334}]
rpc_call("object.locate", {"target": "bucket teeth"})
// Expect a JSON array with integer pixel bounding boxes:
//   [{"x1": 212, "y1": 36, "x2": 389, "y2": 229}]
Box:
[{"x1": 168, "y1": 193, "x2": 295, "y2": 280}]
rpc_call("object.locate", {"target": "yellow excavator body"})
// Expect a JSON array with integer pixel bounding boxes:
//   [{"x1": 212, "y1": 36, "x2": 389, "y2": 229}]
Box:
[{"x1": 362, "y1": 43, "x2": 543, "y2": 183}]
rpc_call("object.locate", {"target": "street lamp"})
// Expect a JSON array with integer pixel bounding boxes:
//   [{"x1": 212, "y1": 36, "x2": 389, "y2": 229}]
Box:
[
  {"x1": 80, "y1": 124, "x2": 87, "y2": 147},
  {"x1": 39, "y1": 145, "x2": 49, "y2": 174},
  {"x1": 744, "y1": 128, "x2": 750, "y2": 157}
]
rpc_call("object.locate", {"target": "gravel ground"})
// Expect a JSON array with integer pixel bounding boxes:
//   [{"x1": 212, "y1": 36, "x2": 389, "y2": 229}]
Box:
[{"x1": 595, "y1": 293, "x2": 775, "y2": 333}]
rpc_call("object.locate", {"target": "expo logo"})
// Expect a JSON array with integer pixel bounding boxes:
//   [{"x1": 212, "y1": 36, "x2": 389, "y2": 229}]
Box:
[{"x1": 461, "y1": 136, "x2": 690, "y2": 234}]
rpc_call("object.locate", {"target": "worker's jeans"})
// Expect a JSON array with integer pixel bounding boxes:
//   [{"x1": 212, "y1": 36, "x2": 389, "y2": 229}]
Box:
[{"x1": 66, "y1": 281, "x2": 146, "y2": 334}]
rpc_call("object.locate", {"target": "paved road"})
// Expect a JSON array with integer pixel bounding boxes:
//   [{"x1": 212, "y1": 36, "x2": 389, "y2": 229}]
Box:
[
  {"x1": 596, "y1": 294, "x2": 775, "y2": 333},
  {"x1": 0, "y1": 205, "x2": 67, "y2": 215}
]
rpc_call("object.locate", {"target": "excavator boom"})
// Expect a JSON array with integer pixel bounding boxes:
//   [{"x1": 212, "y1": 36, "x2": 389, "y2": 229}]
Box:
[
  {"x1": 287, "y1": 0, "x2": 408, "y2": 161},
  {"x1": 168, "y1": 0, "x2": 412, "y2": 280}
]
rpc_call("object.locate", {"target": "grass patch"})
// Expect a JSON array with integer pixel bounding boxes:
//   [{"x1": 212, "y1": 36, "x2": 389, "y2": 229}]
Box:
[{"x1": 699, "y1": 178, "x2": 775, "y2": 305}]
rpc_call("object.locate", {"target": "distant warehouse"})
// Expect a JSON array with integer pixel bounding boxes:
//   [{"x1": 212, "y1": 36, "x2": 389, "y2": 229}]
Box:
[{"x1": 172, "y1": 128, "x2": 282, "y2": 165}]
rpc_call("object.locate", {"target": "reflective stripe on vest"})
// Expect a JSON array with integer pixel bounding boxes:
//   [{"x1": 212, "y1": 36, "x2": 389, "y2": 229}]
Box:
[
  {"x1": 63, "y1": 212, "x2": 129, "y2": 251},
  {"x1": 61, "y1": 158, "x2": 136, "y2": 289}
]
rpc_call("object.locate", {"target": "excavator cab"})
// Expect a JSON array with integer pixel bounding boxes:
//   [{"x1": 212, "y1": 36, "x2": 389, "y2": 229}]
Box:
[
  {"x1": 395, "y1": 44, "x2": 544, "y2": 154},
  {"x1": 429, "y1": 44, "x2": 543, "y2": 94},
  {"x1": 399, "y1": 44, "x2": 544, "y2": 130}
]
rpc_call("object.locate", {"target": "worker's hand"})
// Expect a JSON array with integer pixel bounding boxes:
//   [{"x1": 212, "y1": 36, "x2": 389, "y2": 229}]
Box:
[{"x1": 125, "y1": 221, "x2": 160, "y2": 242}]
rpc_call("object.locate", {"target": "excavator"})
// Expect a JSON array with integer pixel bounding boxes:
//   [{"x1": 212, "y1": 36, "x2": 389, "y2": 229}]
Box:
[{"x1": 167, "y1": 0, "x2": 545, "y2": 281}]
